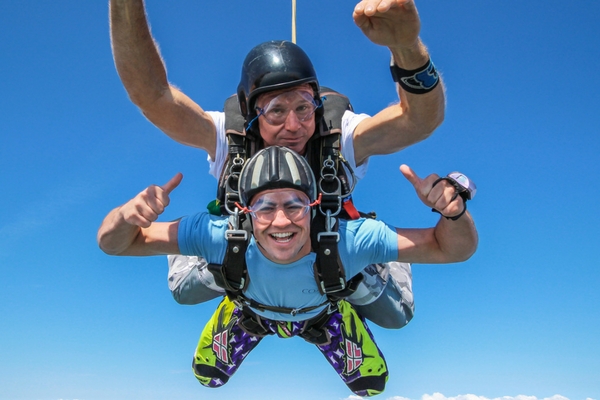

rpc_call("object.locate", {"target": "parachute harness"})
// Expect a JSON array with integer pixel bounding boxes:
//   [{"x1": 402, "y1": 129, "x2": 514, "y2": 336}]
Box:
[{"x1": 207, "y1": 88, "x2": 365, "y2": 344}]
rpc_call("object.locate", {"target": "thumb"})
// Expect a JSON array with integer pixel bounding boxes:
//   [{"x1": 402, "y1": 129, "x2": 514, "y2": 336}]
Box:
[
  {"x1": 400, "y1": 164, "x2": 421, "y2": 188},
  {"x1": 161, "y1": 172, "x2": 183, "y2": 195}
]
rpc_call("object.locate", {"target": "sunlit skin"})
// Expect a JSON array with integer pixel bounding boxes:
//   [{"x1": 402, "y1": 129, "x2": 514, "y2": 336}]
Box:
[
  {"x1": 255, "y1": 85, "x2": 317, "y2": 155},
  {"x1": 248, "y1": 189, "x2": 312, "y2": 264}
]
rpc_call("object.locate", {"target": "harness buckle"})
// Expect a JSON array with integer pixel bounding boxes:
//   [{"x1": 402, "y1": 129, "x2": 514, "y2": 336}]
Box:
[
  {"x1": 327, "y1": 302, "x2": 338, "y2": 314},
  {"x1": 226, "y1": 209, "x2": 245, "y2": 235},
  {"x1": 225, "y1": 229, "x2": 248, "y2": 241},
  {"x1": 317, "y1": 231, "x2": 340, "y2": 242},
  {"x1": 233, "y1": 296, "x2": 248, "y2": 310},
  {"x1": 320, "y1": 278, "x2": 346, "y2": 294}
]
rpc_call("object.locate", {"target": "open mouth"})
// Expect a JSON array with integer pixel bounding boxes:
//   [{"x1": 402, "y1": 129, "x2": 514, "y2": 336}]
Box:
[{"x1": 270, "y1": 232, "x2": 295, "y2": 243}]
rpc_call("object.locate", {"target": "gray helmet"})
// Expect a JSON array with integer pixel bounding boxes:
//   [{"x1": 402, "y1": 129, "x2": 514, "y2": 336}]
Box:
[
  {"x1": 237, "y1": 40, "x2": 321, "y2": 128},
  {"x1": 239, "y1": 146, "x2": 317, "y2": 206}
]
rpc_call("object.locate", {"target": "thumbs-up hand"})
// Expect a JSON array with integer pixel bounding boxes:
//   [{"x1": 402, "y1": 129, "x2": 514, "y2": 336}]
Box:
[
  {"x1": 400, "y1": 165, "x2": 464, "y2": 219},
  {"x1": 119, "y1": 173, "x2": 183, "y2": 228}
]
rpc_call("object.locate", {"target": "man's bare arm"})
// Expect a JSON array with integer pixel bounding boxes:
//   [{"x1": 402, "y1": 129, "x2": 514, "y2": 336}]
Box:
[
  {"x1": 352, "y1": 0, "x2": 445, "y2": 166},
  {"x1": 109, "y1": 0, "x2": 217, "y2": 158},
  {"x1": 97, "y1": 173, "x2": 183, "y2": 256},
  {"x1": 394, "y1": 165, "x2": 478, "y2": 264}
]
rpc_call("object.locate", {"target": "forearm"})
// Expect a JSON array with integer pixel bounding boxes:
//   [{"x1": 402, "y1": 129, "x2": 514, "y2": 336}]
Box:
[
  {"x1": 109, "y1": 0, "x2": 168, "y2": 107},
  {"x1": 392, "y1": 39, "x2": 445, "y2": 132},
  {"x1": 395, "y1": 213, "x2": 477, "y2": 264},
  {"x1": 97, "y1": 208, "x2": 181, "y2": 256},
  {"x1": 97, "y1": 206, "x2": 141, "y2": 255},
  {"x1": 109, "y1": 0, "x2": 217, "y2": 156},
  {"x1": 353, "y1": 41, "x2": 445, "y2": 165}
]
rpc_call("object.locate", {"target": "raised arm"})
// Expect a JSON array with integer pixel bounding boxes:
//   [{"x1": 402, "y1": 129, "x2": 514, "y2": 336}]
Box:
[
  {"x1": 109, "y1": 0, "x2": 217, "y2": 158},
  {"x1": 352, "y1": 0, "x2": 445, "y2": 166},
  {"x1": 97, "y1": 173, "x2": 183, "y2": 256},
  {"x1": 395, "y1": 165, "x2": 478, "y2": 264}
]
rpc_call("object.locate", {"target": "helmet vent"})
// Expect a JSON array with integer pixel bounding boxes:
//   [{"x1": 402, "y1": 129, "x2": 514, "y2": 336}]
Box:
[
  {"x1": 250, "y1": 153, "x2": 266, "y2": 190},
  {"x1": 285, "y1": 152, "x2": 302, "y2": 186}
]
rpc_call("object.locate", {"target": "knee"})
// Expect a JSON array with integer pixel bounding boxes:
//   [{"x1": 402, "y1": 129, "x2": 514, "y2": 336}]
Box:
[
  {"x1": 347, "y1": 372, "x2": 388, "y2": 397},
  {"x1": 192, "y1": 359, "x2": 230, "y2": 388},
  {"x1": 376, "y1": 302, "x2": 413, "y2": 329},
  {"x1": 354, "y1": 296, "x2": 411, "y2": 329}
]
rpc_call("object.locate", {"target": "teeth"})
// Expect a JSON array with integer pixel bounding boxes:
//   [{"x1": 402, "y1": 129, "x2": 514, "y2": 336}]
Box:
[
  {"x1": 272, "y1": 232, "x2": 292, "y2": 238},
  {"x1": 271, "y1": 232, "x2": 293, "y2": 242}
]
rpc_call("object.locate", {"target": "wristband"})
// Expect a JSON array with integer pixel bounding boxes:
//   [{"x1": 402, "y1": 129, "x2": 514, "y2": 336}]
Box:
[
  {"x1": 390, "y1": 57, "x2": 440, "y2": 94},
  {"x1": 431, "y1": 172, "x2": 476, "y2": 220}
]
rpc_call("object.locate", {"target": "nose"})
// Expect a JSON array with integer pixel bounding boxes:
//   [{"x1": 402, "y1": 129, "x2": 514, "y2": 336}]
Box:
[
  {"x1": 271, "y1": 208, "x2": 292, "y2": 226},
  {"x1": 284, "y1": 109, "x2": 302, "y2": 131}
]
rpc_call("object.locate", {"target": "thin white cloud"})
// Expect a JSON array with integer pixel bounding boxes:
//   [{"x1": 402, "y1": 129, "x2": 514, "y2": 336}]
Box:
[
  {"x1": 421, "y1": 394, "x2": 572, "y2": 400},
  {"x1": 341, "y1": 394, "x2": 592, "y2": 400}
]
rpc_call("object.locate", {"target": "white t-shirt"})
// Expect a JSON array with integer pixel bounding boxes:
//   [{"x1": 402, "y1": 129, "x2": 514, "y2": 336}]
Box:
[{"x1": 205, "y1": 110, "x2": 371, "y2": 181}]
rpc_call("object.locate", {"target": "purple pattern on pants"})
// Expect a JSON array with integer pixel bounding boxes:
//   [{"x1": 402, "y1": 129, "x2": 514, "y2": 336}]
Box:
[{"x1": 195, "y1": 299, "x2": 386, "y2": 395}]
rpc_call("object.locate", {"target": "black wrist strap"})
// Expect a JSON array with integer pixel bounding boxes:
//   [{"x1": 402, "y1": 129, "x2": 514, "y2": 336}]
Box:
[
  {"x1": 431, "y1": 201, "x2": 467, "y2": 221},
  {"x1": 390, "y1": 57, "x2": 440, "y2": 94},
  {"x1": 430, "y1": 176, "x2": 471, "y2": 221}
]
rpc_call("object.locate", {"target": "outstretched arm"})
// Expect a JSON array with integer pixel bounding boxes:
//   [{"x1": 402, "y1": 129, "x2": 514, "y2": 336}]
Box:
[
  {"x1": 395, "y1": 165, "x2": 478, "y2": 264},
  {"x1": 109, "y1": 0, "x2": 217, "y2": 158},
  {"x1": 97, "y1": 173, "x2": 183, "y2": 256},
  {"x1": 352, "y1": 0, "x2": 445, "y2": 166}
]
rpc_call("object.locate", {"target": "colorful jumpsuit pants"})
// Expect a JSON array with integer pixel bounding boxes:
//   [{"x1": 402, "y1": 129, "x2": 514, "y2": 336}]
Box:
[{"x1": 192, "y1": 298, "x2": 388, "y2": 397}]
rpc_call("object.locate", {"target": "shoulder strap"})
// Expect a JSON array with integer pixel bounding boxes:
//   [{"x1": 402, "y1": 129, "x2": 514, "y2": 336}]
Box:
[
  {"x1": 207, "y1": 211, "x2": 251, "y2": 294},
  {"x1": 318, "y1": 86, "x2": 353, "y2": 136},
  {"x1": 217, "y1": 87, "x2": 361, "y2": 301}
]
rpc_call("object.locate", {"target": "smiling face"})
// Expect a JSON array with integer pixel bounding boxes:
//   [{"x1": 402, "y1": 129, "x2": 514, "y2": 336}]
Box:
[
  {"x1": 255, "y1": 85, "x2": 317, "y2": 155},
  {"x1": 249, "y1": 189, "x2": 312, "y2": 264}
]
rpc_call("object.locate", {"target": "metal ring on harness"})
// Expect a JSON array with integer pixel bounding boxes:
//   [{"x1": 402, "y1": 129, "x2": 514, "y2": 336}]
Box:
[
  {"x1": 318, "y1": 158, "x2": 342, "y2": 217},
  {"x1": 224, "y1": 156, "x2": 245, "y2": 215}
]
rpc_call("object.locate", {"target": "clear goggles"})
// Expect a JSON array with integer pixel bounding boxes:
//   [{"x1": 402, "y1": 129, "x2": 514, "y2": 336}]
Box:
[
  {"x1": 254, "y1": 90, "x2": 322, "y2": 126},
  {"x1": 237, "y1": 190, "x2": 320, "y2": 223}
]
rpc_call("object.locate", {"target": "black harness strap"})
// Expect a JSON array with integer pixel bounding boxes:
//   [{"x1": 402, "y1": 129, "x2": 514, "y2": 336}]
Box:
[
  {"x1": 209, "y1": 87, "x2": 364, "y2": 337},
  {"x1": 236, "y1": 296, "x2": 329, "y2": 316},
  {"x1": 206, "y1": 213, "x2": 250, "y2": 292}
]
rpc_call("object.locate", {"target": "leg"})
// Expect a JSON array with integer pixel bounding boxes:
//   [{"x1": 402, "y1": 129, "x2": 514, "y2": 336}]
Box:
[
  {"x1": 349, "y1": 262, "x2": 415, "y2": 329},
  {"x1": 168, "y1": 255, "x2": 225, "y2": 305},
  {"x1": 192, "y1": 298, "x2": 264, "y2": 387},
  {"x1": 314, "y1": 300, "x2": 388, "y2": 397}
]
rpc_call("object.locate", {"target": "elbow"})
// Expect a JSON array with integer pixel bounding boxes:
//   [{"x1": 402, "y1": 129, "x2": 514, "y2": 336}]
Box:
[
  {"x1": 97, "y1": 240, "x2": 122, "y2": 256},
  {"x1": 454, "y1": 249, "x2": 476, "y2": 263},
  {"x1": 127, "y1": 89, "x2": 162, "y2": 111},
  {"x1": 122, "y1": 80, "x2": 171, "y2": 111},
  {"x1": 413, "y1": 105, "x2": 445, "y2": 139},
  {"x1": 96, "y1": 231, "x2": 128, "y2": 256},
  {"x1": 451, "y1": 238, "x2": 479, "y2": 263}
]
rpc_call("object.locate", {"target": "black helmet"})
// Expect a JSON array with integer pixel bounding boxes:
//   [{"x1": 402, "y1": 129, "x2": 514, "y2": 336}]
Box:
[
  {"x1": 237, "y1": 41, "x2": 321, "y2": 127},
  {"x1": 239, "y1": 146, "x2": 317, "y2": 206}
]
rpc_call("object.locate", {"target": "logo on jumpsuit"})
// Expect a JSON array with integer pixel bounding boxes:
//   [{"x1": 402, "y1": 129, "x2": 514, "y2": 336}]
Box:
[
  {"x1": 213, "y1": 330, "x2": 229, "y2": 364},
  {"x1": 344, "y1": 338, "x2": 363, "y2": 374},
  {"x1": 212, "y1": 305, "x2": 237, "y2": 365},
  {"x1": 341, "y1": 316, "x2": 364, "y2": 375}
]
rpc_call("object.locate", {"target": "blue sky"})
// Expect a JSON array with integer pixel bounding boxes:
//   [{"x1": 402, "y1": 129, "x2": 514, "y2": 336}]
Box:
[{"x1": 1, "y1": 1, "x2": 599, "y2": 399}]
